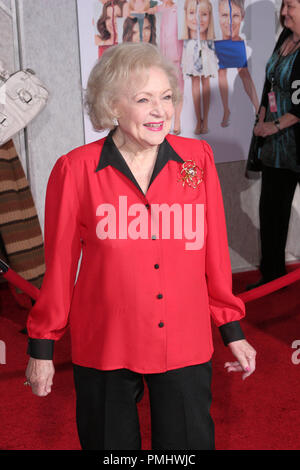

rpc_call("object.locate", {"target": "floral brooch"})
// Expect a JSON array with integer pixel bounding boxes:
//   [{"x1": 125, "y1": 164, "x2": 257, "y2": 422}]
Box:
[{"x1": 177, "y1": 160, "x2": 204, "y2": 189}]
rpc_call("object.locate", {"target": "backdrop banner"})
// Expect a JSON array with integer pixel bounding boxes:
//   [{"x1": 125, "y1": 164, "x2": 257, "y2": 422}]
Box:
[{"x1": 76, "y1": 0, "x2": 277, "y2": 163}]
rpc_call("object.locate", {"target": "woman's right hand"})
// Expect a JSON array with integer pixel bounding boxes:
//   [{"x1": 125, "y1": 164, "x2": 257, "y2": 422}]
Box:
[
  {"x1": 254, "y1": 106, "x2": 266, "y2": 136},
  {"x1": 253, "y1": 121, "x2": 265, "y2": 136},
  {"x1": 25, "y1": 357, "x2": 55, "y2": 397}
]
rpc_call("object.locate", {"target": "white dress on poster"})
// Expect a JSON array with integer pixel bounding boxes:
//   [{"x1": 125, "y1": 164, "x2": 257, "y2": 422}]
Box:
[{"x1": 182, "y1": 39, "x2": 219, "y2": 77}]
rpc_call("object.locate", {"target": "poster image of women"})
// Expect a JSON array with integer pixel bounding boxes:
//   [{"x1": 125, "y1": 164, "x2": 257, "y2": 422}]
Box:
[
  {"x1": 119, "y1": 13, "x2": 157, "y2": 44},
  {"x1": 152, "y1": 0, "x2": 185, "y2": 135},
  {"x1": 180, "y1": 0, "x2": 219, "y2": 134},
  {"x1": 122, "y1": 16, "x2": 141, "y2": 42},
  {"x1": 216, "y1": 0, "x2": 259, "y2": 126},
  {"x1": 94, "y1": 0, "x2": 129, "y2": 57},
  {"x1": 125, "y1": 0, "x2": 158, "y2": 40},
  {"x1": 79, "y1": 0, "x2": 273, "y2": 164},
  {"x1": 142, "y1": 13, "x2": 157, "y2": 43}
]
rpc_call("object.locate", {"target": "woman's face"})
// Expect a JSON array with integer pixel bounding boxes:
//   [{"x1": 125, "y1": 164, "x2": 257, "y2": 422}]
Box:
[
  {"x1": 105, "y1": 5, "x2": 122, "y2": 36},
  {"x1": 218, "y1": 0, "x2": 230, "y2": 38},
  {"x1": 282, "y1": 0, "x2": 300, "y2": 33},
  {"x1": 231, "y1": 3, "x2": 243, "y2": 37},
  {"x1": 131, "y1": 21, "x2": 140, "y2": 42},
  {"x1": 219, "y1": 1, "x2": 243, "y2": 39},
  {"x1": 142, "y1": 17, "x2": 152, "y2": 42},
  {"x1": 198, "y1": 3, "x2": 210, "y2": 35},
  {"x1": 186, "y1": 0, "x2": 198, "y2": 34},
  {"x1": 114, "y1": 66, "x2": 174, "y2": 150}
]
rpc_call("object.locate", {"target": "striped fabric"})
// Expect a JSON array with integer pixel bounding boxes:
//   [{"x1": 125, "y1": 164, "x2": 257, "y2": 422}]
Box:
[{"x1": 0, "y1": 139, "x2": 45, "y2": 293}]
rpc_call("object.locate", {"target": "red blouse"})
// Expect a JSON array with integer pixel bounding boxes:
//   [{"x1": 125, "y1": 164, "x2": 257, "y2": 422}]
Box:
[{"x1": 27, "y1": 133, "x2": 245, "y2": 373}]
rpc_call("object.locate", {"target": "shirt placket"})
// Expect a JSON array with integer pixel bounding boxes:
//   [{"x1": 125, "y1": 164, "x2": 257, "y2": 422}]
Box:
[{"x1": 145, "y1": 198, "x2": 168, "y2": 370}]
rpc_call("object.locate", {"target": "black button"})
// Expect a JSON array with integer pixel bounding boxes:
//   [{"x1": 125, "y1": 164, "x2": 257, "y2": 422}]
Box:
[
  {"x1": 157, "y1": 293, "x2": 163, "y2": 299},
  {"x1": 158, "y1": 322, "x2": 164, "y2": 328},
  {"x1": 151, "y1": 235, "x2": 157, "y2": 240},
  {"x1": 154, "y1": 264, "x2": 159, "y2": 269},
  {"x1": 145, "y1": 203, "x2": 150, "y2": 210}
]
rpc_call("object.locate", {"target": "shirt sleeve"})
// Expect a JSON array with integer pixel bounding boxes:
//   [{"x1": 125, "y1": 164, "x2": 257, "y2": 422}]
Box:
[
  {"x1": 202, "y1": 141, "x2": 246, "y2": 346},
  {"x1": 26, "y1": 155, "x2": 82, "y2": 360}
]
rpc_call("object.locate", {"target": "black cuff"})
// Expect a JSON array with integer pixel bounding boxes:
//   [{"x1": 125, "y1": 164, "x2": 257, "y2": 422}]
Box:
[
  {"x1": 219, "y1": 321, "x2": 245, "y2": 346},
  {"x1": 27, "y1": 338, "x2": 54, "y2": 360}
]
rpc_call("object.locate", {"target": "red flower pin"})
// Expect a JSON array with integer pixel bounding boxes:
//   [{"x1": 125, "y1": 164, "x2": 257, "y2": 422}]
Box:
[{"x1": 178, "y1": 160, "x2": 204, "y2": 189}]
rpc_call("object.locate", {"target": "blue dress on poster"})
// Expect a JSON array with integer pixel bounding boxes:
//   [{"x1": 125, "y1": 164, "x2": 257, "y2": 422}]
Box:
[{"x1": 214, "y1": 39, "x2": 247, "y2": 69}]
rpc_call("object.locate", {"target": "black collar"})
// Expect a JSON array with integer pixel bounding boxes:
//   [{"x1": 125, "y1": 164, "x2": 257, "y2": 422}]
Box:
[{"x1": 95, "y1": 130, "x2": 184, "y2": 195}]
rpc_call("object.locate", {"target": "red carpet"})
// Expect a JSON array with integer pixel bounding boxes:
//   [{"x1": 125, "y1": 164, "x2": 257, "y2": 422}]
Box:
[{"x1": 1, "y1": 269, "x2": 300, "y2": 450}]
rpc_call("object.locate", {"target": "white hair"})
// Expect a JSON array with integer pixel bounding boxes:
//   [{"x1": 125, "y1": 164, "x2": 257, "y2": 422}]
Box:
[{"x1": 85, "y1": 42, "x2": 181, "y2": 131}]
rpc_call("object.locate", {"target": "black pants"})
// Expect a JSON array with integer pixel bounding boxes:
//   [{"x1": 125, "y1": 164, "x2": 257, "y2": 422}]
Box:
[
  {"x1": 259, "y1": 165, "x2": 300, "y2": 281},
  {"x1": 73, "y1": 361, "x2": 215, "y2": 450}
]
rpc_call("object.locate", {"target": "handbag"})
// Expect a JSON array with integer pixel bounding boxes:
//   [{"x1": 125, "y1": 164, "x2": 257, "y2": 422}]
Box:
[
  {"x1": 245, "y1": 114, "x2": 265, "y2": 177},
  {"x1": 246, "y1": 132, "x2": 264, "y2": 173},
  {"x1": 0, "y1": 64, "x2": 49, "y2": 145}
]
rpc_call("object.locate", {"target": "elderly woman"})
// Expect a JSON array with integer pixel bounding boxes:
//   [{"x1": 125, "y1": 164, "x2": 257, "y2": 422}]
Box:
[
  {"x1": 25, "y1": 42, "x2": 256, "y2": 450},
  {"x1": 247, "y1": 0, "x2": 300, "y2": 290}
]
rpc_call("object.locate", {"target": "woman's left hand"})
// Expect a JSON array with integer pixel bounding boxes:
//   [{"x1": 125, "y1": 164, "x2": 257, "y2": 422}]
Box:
[
  {"x1": 224, "y1": 339, "x2": 256, "y2": 380},
  {"x1": 254, "y1": 121, "x2": 278, "y2": 138}
]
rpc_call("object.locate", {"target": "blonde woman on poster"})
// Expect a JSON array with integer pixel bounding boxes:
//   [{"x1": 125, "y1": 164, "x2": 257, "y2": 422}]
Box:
[
  {"x1": 217, "y1": 0, "x2": 259, "y2": 127},
  {"x1": 181, "y1": 0, "x2": 219, "y2": 134}
]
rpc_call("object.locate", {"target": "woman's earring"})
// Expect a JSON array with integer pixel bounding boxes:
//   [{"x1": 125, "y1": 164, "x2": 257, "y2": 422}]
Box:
[{"x1": 112, "y1": 117, "x2": 119, "y2": 127}]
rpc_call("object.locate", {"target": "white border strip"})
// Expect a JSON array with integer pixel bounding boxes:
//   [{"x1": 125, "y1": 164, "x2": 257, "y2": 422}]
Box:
[{"x1": 10, "y1": 0, "x2": 28, "y2": 178}]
